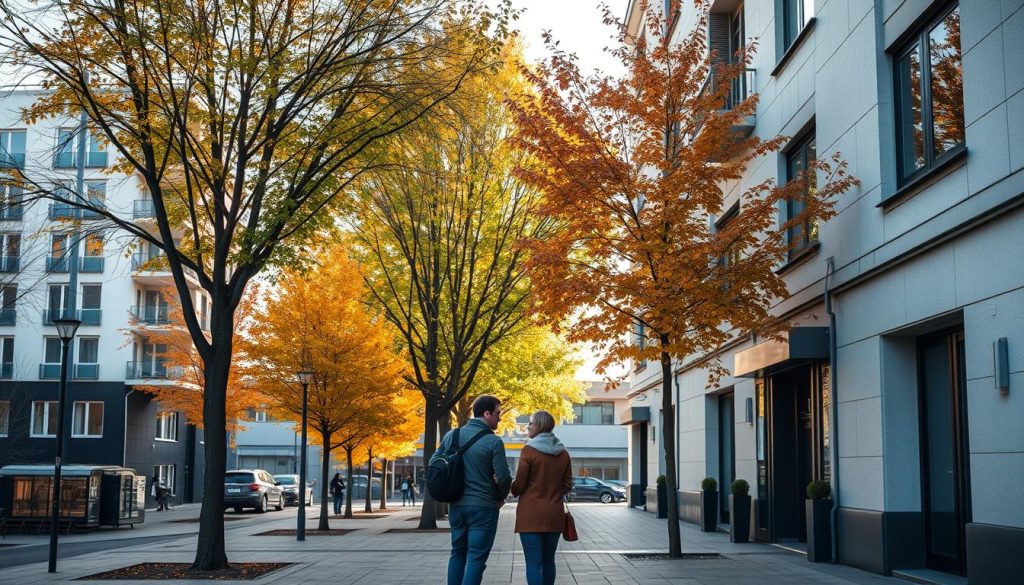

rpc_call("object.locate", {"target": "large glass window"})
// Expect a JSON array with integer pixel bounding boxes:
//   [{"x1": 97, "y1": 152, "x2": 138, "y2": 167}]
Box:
[
  {"x1": 55, "y1": 128, "x2": 106, "y2": 168},
  {"x1": 31, "y1": 400, "x2": 58, "y2": 437},
  {"x1": 156, "y1": 411, "x2": 179, "y2": 441},
  {"x1": 0, "y1": 233, "x2": 20, "y2": 272},
  {"x1": 47, "y1": 284, "x2": 70, "y2": 321},
  {"x1": 571, "y1": 401, "x2": 615, "y2": 425},
  {"x1": 786, "y1": 133, "x2": 818, "y2": 258},
  {"x1": 72, "y1": 401, "x2": 104, "y2": 437},
  {"x1": 79, "y1": 338, "x2": 99, "y2": 363},
  {"x1": 154, "y1": 464, "x2": 176, "y2": 496},
  {"x1": 895, "y1": 4, "x2": 964, "y2": 185},
  {"x1": 782, "y1": 0, "x2": 814, "y2": 52},
  {"x1": 0, "y1": 130, "x2": 26, "y2": 168}
]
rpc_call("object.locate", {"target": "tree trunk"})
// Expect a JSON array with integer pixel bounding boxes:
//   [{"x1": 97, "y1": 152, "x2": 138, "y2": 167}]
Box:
[
  {"x1": 416, "y1": 406, "x2": 440, "y2": 529},
  {"x1": 344, "y1": 446, "x2": 354, "y2": 519},
  {"x1": 436, "y1": 410, "x2": 452, "y2": 520},
  {"x1": 318, "y1": 434, "x2": 331, "y2": 530},
  {"x1": 364, "y1": 448, "x2": 373, "y2": 513},
  {"x1": 191, "y1": 323, "x2": 233, "y2": 571},
  {"x1": 379, "y1": 458, "x2": 388, "y2": 510},
  {"x1": 660, "y1": 346, "x2": 682, "y2": 557}
]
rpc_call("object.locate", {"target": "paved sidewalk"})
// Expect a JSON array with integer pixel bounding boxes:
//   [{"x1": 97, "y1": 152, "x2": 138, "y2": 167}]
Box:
[{"x1": 0, "y1": 503, "x2": 904, "y2": 584}]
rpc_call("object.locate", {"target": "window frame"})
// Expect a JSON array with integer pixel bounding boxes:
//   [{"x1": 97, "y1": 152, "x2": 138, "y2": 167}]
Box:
[
  {"x1": 0, "y1": 399, "x2": 9, "y2": 436},
  {"x1": 71, "y1": 400, "x2": 104, "y2": 438},
  {"x1": 155, "y1": 411, "x2": 179, "y2": 442},
  {"x1": 892, "y1": 2, "x2": 965, "y2": 188},
  {"x1": 785, "y1": 131, "x2": 818, "y2": 259},
  {"x1": 30, "y1": 400, "x2": 58, "y2": 437},
  {"x1": 154, "y1": 463, "x2": 176, "y2": 496}
]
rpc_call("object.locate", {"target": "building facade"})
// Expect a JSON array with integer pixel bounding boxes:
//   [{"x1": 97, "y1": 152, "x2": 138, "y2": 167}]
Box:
[
  {"x1": 623, "y1": 1, "x2": 1022, "y2": 582},
  {"x1": 0, "y1": 89, "x2": 206, "y2": 508}
]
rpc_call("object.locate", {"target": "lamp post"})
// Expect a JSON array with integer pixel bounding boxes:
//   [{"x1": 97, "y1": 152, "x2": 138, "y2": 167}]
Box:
[
  {"x1": 296, "y1": 365, "x2": 313, "y2": 541},
  {"x1": 48, "y1": 317, "x2": 81, "y2": 573}
]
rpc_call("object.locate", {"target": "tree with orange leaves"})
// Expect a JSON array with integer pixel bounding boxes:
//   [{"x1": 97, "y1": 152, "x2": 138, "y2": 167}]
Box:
[
  {"x1": 240, "y1": 244, "x2": 409, "y2": 530},
  {"x1": 130, "y1": 288, "x2": 262, "y2": 435},
  {"x1": 508, "y1": 1, "x2": 857, "y2": 557},
  {"x1": 361, "y1": 390, "x2": 423, "y2": 511}
]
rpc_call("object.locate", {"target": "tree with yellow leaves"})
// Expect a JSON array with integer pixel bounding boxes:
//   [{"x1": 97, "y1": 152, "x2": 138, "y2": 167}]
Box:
[{"x1": 240, "y1": 244, "x2": 408, "y2": 530}]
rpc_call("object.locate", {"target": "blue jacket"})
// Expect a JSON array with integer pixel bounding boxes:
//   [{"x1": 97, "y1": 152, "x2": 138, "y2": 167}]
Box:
[{"x1": 432, "y1": 418, "x2": 511, "y2": 508}]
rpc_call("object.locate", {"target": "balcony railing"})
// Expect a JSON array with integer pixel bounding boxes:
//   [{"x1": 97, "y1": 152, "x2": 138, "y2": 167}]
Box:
[
  {"x1": 0, "y1": 361, "x2": 11, "y2": 379},
  {"x1": 39, "y1": 363, "x2": 61, "y2": 379},
  {"x1": 0, "y1": 152, "x2": 25, "y2": 169},
  {"x1": 132, "y1": 253, "x2": 199, "y2": 281},
  {"x1": 0, "y1": 205, "x2": 23, "y2": 220},
  {"x1": 80, "y1": 256, "x2": 105, "y2": 273},
  {"x1": 133, "y1": 200, "x2": 156, "y2": 219},
  {"x1": 53, "y1": 150, "x2": 107, "y2": 169},
  {"x1": 79, "y1": 308, "x2": 102, "y2": 326},
  {"x1": 693, "y1": 68, "x2": 757, "y2": 138},
  {"x1": 126, "y1": 360, "x2": 184, "y2": 380},
  {"x1": 0, "y1": 308, "x2": 16, "y2": 326},
  {"x1": 46, "y1": 256, "x2": 69, "y2": 273},
  {"x1": 0, "y1": 256, "x2": 20, "y2": 273},
  {"x1": 74, "y1": 364, "x2": 99, "y2": 380},
  {"x1": 48, "y1": 203, "x2": 78, "y2": 220},
  {"x1": 130, "y1": 305, "x2": 172, "y2": 325}
]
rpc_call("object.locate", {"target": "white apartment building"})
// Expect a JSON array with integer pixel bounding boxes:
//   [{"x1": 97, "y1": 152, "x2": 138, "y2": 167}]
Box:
[
  {"x1": 0, "y1": 89, "x2": 209, "y2": 507},
  {"x1": 623, "y1": 1, "x2": 1022, "y2": 583}
]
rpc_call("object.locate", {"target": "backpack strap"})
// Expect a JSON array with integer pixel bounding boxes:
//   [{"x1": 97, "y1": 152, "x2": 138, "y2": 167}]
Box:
[{"x1": 457, "y1": 427, "x2": 492, "y2": 455}]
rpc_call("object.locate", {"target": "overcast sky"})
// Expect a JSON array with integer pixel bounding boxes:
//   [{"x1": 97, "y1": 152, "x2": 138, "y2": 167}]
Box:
[{"x1": 509, "y1": 0, "x2": 626, "y2": 76}]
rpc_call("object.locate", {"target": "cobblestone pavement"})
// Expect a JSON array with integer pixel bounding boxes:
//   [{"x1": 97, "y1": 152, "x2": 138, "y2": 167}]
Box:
[{"x1": 0, "y1": 503, "x2": 905, "y2": 584}]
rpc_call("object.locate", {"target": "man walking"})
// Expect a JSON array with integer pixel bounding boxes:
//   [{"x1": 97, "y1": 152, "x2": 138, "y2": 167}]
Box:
[
  {"x1": 330, "y1": 472, "x2": 345, "y2": 515},
  {"x1": 400, "y1": 475, "x2": 410, "y2": 506},
  {"x1": 432, "y1": 395, "x2": 511, "y2": 585}
]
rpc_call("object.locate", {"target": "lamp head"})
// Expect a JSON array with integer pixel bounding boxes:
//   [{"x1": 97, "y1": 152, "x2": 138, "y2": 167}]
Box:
[
  {"x1": 297, "y1": 366, "x2": 314, "y2": 386},
  {"x1": 53, "y1": 317, "x2": 81, "y2": 342}
]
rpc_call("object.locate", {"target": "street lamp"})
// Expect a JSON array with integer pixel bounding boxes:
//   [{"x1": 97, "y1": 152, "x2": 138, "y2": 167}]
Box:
[
  {"x1": 296, "y1": 365, "x2": 314, "y2": 541},
  {"x1": 48, "y1": 317, "x2": 81, "y2": 573}
]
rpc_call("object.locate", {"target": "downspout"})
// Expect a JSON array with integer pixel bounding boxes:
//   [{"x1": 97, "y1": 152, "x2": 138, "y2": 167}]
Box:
[
  {"x1": 675, "y1": 373, "x2": 681, "y2": 492},
  {"x1": 122, "y1": 389, "x2": 135, "y2": 466},
  {"x1": 825, "y1": 257, "x2": 841, "y2": 563}
]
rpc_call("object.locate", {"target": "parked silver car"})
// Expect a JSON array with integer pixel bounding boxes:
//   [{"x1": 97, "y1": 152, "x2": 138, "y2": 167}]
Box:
[
  {"x1": 224, "y1": 469, "x2": 284, "y2": 513},
  {"x1": 272, "y1": 474, "x2": 313, "y2": 506}
]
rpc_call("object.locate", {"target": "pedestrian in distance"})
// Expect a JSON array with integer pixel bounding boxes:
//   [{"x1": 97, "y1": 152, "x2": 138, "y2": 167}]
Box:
[
  {"x1": 407, "y1": 475, "x2": 417, "y2": 506},
  {"x1": 400, "y1": 476, "x2": 410, "y2": 506},
  {"x1": 511, "y1": 410, "x2": 573, "y2": 585},
  {"x1": 430, "y1": 394, "x2": 511, "y2": 585},
  {"x1": 330, "y1": 472, "x2": 345, "y2": 515},
  {"x1": 150, "y1": 474, "x2": 163, "y2": 511}
]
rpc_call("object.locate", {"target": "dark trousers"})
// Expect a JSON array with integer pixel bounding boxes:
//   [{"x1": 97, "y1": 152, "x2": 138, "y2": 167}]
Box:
[
  {"x1": 333, "y1": 493, "x2": 343, "y2": 515},
  {"x1": 519, "y1": 532, "x2": 560, "y2": 585}
]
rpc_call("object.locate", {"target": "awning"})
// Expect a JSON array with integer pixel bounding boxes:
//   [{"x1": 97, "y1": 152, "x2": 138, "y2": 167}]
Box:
[
  {"x1": 733, "y1": 327, "x2": 830, "y2": 378},
  {"x1": 619, "y1": 406, "x2": 651, "y2": 425}
]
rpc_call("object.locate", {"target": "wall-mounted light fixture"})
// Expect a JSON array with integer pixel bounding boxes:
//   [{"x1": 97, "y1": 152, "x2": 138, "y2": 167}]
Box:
[
  {"x1": 744, "y1": 397, "x2": 754, "y2": 424},
  {"x1": 994, "y1": 337, "x2": 1009, "y2": 395}
]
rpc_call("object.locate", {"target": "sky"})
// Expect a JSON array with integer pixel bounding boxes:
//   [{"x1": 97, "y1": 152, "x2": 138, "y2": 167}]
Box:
[{"x1": 508, "y1": 0, "x2": 626, "y2": 76}]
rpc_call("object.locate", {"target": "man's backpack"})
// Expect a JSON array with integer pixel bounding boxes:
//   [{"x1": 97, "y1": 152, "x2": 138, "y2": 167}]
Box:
[{"x1": 426, "y1": 427, "x2": 492, "y2": 503}]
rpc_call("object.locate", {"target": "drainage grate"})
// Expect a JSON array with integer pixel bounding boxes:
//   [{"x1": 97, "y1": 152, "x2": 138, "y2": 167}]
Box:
[{"x1": 622, "y1": 552, "x2": 727, "y2": 561}]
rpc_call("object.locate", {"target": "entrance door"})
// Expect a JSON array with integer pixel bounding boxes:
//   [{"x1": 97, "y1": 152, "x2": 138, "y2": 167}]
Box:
[
  {"x1": 767, "y1": 365, "x2": 817, "y2": 542},
  {"x1": 718, "y1": 392, "x2": 735, "y2": 524},
  {"x1": 919, "y1": 331, "x2": 970, "y2": 575}
]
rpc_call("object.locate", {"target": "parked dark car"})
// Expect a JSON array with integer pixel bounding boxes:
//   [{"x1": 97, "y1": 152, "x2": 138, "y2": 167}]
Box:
[
  {"x1": 569, "y1": 476, "x2": 627, "y2": 504},
  {"x1": 272, "y1": 474, "x2": 313, "y2": 506},
  {"x1": 224, "y1": 469, "x2": 284, "y2": 513},
  {"x1": 604, "y1": 480, "x2": 628, "y2": 489}
]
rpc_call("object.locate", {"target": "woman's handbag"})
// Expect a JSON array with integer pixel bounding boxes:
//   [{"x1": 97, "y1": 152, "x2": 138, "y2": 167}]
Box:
[{"x1": 562, "y1": 504, "x2": 578, "y2": 542}]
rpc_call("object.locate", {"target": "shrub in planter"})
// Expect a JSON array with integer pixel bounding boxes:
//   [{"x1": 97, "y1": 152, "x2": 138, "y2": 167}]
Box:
[
  {"x1": 700, "y1": 477, "x2": 718, "y2": 532},
  {"x1": 655, "y1": 475, "x2": 668, "y2": 519},
  {"x1": 805, "y1": 480, "x2": 832, "y2": 563},
  {"x1": 729, "y1": 479, "x2": 751, "y2": 543}
]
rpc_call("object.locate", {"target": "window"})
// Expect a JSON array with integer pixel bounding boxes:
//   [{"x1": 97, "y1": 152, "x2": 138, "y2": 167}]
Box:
[
  {"x1": 85, "y1": 181, "x2": 106, "y2": 207},
  {"x1": 81, "y1": 284, "x2": 102, "y2": 325},
  {"x1": 81, "y1": 234, "x2": 104, "y2": 273},
  {"x1": 571, "y1": 402, "x2": 615, "y2": 425},
  {"x1": 48, "y1": 233, "x2": 70, "y2": 272},
  {"x1": 0, "y1": 400, "x2": 8, "y2": 436},
  {"x1": 154, "y1": 464, "x2": 176, "y2": 496},
  {"x1": 0, "y1": 233, "x2": 19, "y2": 273},
  {"x1": 0, "y1": 129, "x2": 26, "y2": 168},
  {"x1": 31, "y1": 401, "x2": 58, "y2": 437},
  {"x1": 156, "y1": 411, "x2": 179, "y2": 441},
  {"x1": 55, "y1": 128, "x2": 106, "y2": 168},
  {"x1": 782, "y1": 0, "x2": 814, "y2": 51},
  {"x1": 0, "y1": 336, "x2": 13, "y2": 378},
  {"x1": 785, "y1": 133, "x2": 818, "y2": 258},
  {"x1": 79, "y1": 337, "x2": 99, "y2": 363},
  {"x1": 72, "y1": 401, "x2": 103, "y2": 437},
  {"x1": 0, "y1": 184, "x2": 24, "y2": 219},
  {"x1": 44, "y1": 337, "x2": 62, "y2": 364},
  {"x1": 716, "y1": 204, "x2": 741, "y2": 270},
  {"x1": 894, "y1": 4, "x2": 964, "y2": 185},
  {"x1": 47, "y1": 284, "x2": 70, "y2": 323}
]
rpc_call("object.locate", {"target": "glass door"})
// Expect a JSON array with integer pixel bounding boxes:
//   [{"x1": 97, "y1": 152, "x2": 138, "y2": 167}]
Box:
[{"x1": 719, "y1": 392, "x2": 735, "y2": 523}]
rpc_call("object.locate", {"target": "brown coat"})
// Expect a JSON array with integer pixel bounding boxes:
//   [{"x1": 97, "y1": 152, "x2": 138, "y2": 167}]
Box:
[{"x1": 511, "y1": 445, "x2": 573, "y2": 533}]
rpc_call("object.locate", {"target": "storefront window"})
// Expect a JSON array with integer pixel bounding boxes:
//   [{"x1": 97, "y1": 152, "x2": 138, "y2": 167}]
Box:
[{"x1": 821, "y1": 364, "x2": 831, "y2": 484}]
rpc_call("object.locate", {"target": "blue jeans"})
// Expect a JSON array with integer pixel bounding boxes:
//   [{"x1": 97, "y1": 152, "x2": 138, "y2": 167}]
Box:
[
  {"x1": 333, "y1": 493, "x2": 343, "y2": 515},
  {"x1": 519, "y1": 532, "x2": 560, "y2": 585},
  {"x1": 447, "y1": 505, "x2": 499, "y2": 585}
]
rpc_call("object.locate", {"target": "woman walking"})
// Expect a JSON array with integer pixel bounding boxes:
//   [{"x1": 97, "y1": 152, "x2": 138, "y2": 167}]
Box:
[{"x1": 511, "y1": 410, "x2": 573, "y2": 585}]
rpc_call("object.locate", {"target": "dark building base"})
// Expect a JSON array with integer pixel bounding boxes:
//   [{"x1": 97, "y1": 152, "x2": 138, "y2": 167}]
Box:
[
  {"x1": 966, "y1": 522, "x2": 1024, "y2": 585},
  {"x1": 837, "y1": 508, "x2": 924, "y2": 575}
]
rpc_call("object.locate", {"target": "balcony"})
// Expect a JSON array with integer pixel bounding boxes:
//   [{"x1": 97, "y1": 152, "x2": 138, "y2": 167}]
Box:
[
  {"x1": 79, "y1": 308, "x2": 102, "y2": 326},
  {"x1": 693, "y1": 68, "x2": 757, "y2": 144},
  {"x1": 39, "y1": 363, "x2": 61, "y2": 379},
  {"x1": 46, "y1": 256, "x2": 69, "y2": 273},
  {"x1": 0, "y1": 152, "x2": 25, "y2": 169},
  {"x1": 133, "y1": 200, "x2": 156, "y2": 219},
  {"x1": 126, "y1": 360, "x2": 184, "y2": 381},
  {"x1": 74, "y1": 364, "x2": 99, "y2": 380},
  {"x1": 53, "y1": 150, "x2": 107, "y2": 169},
  {"x1": 130, "y1": 304, "x2": 172, "y2": 326},
  {"x1": 0, "y1": 308, "x2": 16, "y2": 326},
  {"x1": 0, "y1": 205, "x2": 23, "y2": 221},
  {"x1": 80, "y1": 256, "x2": 105, "y2": 273},
  {"x1": 48, "y1": 203, "x2": 78, "y2": 220},
  {"x1": 0, "y1": 361, "x2": 11, "y2": 379},
  {"x1": 0, "y1": 255, "x2": 20, "y2": 273},
  {"x1": 131, "y1": 253, "x2": 200, "y2": 287}
]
